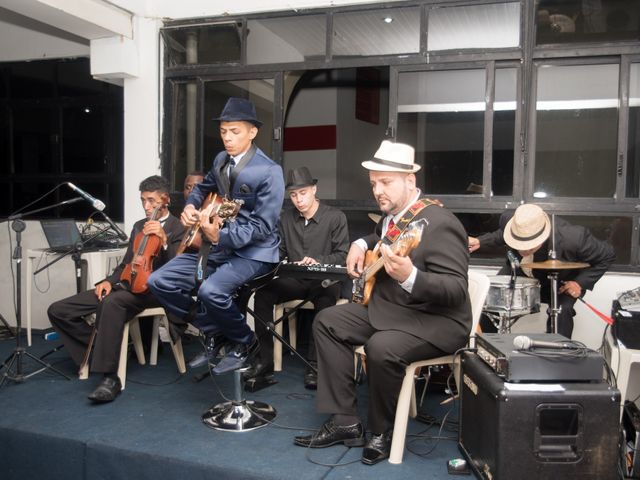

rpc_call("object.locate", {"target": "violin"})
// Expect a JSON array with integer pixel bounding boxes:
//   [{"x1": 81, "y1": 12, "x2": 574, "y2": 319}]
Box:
[{"x1": 119, "y1": 203, "x2": 165, "y2": 294}]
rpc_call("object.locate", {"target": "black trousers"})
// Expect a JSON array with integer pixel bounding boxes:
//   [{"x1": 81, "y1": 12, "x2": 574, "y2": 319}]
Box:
[
  {"x1": 47, "y1": 288, "x2": 162, "y2": 373},
  {"x1": 252, "y1": 276, "x2": 341, "y2": 366},
  {"x1": 313, "y1": 302, "x2": 446, "y2": 433}
]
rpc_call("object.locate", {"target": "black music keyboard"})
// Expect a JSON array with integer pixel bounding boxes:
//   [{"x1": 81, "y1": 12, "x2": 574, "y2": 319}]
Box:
[{"x1": 278, "y1": 262, "x2": 348, "y2": 281}]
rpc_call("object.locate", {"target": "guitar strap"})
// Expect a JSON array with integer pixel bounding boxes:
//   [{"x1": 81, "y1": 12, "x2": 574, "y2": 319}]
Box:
[{"x1": 381, "y1": 197, "x2": 443, "y2": 246}]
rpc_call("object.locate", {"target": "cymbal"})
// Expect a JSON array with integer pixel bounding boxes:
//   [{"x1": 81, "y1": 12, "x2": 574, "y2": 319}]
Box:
[{"x1": 520, "y1": 259, "x2": 590, "y2": 270}]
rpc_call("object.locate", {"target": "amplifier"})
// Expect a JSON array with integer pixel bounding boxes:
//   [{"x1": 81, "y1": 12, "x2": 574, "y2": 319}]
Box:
[
  {"x1": 612, "y1": 300, "x2": 640, "y2": 349},
  {"x1": 459, "y1": 352, "x2": 620, "y2": 480},
  {"x1": 475, "y1": 333, "x2": 604, "y2": 382},
  {"x1": 622, "y1": 401, "x2": 640, "y2": 478}
]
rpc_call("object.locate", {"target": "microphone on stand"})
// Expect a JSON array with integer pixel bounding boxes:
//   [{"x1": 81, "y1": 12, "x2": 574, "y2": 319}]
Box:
[
  {"x1": 66, "y1": 182, "x2": 106, "y2": 211},
  {"x1": 99, "y1": 211, "x2": 128, "y2": 242},
  {"x1": 513, "y1": 335, "x2": 575, "y2": 351},
  {"x1": 507, "y1": 250, "x2": 519, "y2": 289}
]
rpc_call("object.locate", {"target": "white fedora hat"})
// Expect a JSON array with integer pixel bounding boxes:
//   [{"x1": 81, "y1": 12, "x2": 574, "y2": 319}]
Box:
[
  {"x1": 503, "y1": 204, "x2": 551, "y2": 251},
  {"x1": 361, "y1": 140, "x2": 421, "y2": 173}
]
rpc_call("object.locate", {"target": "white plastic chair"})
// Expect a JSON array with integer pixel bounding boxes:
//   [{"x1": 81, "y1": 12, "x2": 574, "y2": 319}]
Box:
[
  {"x1": 355, "y1": 270, "x2": 490, "y2": 464},
  {"x1": 79, "y1": 307, "x2": 186, "y2": 390},
  {"x1": 273, "y1": 298, "x2": 349, "y2": 371}
]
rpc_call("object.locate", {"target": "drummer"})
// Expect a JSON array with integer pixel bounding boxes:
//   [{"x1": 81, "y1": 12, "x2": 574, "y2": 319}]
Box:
[{"x1": 468, "y1": 204, "x2": 615, "y2": 338}]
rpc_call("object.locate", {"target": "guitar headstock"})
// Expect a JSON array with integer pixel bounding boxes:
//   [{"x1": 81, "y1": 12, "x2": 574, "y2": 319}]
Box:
[{"x1": 392, "y1": 218, "x2": 428, "y2": 256}]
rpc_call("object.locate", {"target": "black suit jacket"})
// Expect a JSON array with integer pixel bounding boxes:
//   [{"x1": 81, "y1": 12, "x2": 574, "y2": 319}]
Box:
[
  {"x1": 479, "y1": 212, "x2": 615, "y2": 291},
  {"x1": 363, "y1": 204, "x2": 472, "y2": 354}
]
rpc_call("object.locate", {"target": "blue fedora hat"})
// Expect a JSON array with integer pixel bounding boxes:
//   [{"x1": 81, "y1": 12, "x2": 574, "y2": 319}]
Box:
[{"x1": 214, "y1": 97, "x2": 263, "y2": 128}]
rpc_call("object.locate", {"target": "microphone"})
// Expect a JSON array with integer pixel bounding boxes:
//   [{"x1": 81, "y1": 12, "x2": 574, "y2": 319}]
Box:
[
  {"x1": 507, "y1": 250, "x2": 519, "y2": 289},
  {"x1": 513, "y1": 335, "x2": 575, "y2": 351},
  {"x1": 507, "y1": 250, "x2": 520, "y2": 271},
  {"x1": 99, "y1": 211, "x2": 128, "y2": 241},
  {"x1": 67, "y1": 182, "x2": 105, "y2": 211}
]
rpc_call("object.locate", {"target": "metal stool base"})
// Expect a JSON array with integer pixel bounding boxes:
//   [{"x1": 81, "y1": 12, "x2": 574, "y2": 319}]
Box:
[{"x1": 202, "y1": 400, "x2": 276, "y2": 431}]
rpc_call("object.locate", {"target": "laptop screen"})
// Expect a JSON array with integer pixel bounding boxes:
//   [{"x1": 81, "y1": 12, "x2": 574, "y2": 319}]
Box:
[{"x1": 40, "y1": 219, "x2": 83, "y2": 250}]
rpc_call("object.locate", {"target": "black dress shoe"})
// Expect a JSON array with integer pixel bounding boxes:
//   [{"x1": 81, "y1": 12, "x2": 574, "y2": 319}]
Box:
[
  {"x1": 188, "y1": 332, "x2": 228, "y2": 369},
  {"x1": 361, "y1": 431, "x2": 393, "y2": 465},
  {"x1": 304, "y1": 366, "x2": 317, "y2": 390},
  {"x1": 212, "y1": 335, "x2": 260, "y2": 375},
  {"x1": 242, "y1": 360, "x2": 274, "y2": 381},
  {"x1": 88, "y1": 376, "x2": 122, "y2": 403},
  {"x1": 294, "y1": 419, "x2": 365, "y2": 448}
]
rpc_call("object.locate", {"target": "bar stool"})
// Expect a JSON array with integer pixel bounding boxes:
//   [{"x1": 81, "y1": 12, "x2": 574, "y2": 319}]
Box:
[{"x1": 202, "y1": 266, "x2": 280, "y2": 432}]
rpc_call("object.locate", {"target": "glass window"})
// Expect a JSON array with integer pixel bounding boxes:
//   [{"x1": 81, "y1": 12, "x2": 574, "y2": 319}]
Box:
[
  {"x1": 627, "y1": 62, "x2": 640, "y2": 198},
  {"x1": 162, "y1": 23, "x2": 242, "y2": 67},
  {"x1": 202, "y1": 79, "x2": 274, "y2": 168},
  {"x1": 534, "y1": 64, "x2": 618, "y2": 198},
  {"x1": 493, "y1": 68, "x2": 517, "y2": 196},
  {"x1": 62, "y1": 106, "x2": 106, "y2": 173},
  {"x1": 167, "y1": 82, "x2": 199, "y2": 192},
  {"x1": 283, "y1": 68, "x2": 389, "y2": 201},
  {"x1": 333, "y1": 7, "x2": 420, "y2": 58},
  {"x1": 246, "y1": 15, "x2": 326, "y2": 65},
  {"x1": 0, "y1": 105, "x2": 9, "y2": 174},
  {"x1": 428, "y1": 2, "x2": 520, "y2": 51},
  {"x1": 536, "y1": 0, "x2": 640, "y2": 45},
  {"x1": 10, "y1": 62, "x2": 55, "y2": 98},
  {"x1": 397, "y1": 69, "x2": 485, "y2": 195},
  {"x1": 13, "y1": 106, "x2": 59, "y2": 174},
  {"x1": 58, "y1": 59, "x2": 104, "y2": 97},
  {"x1": 564, "y1": 215, "x2": 631, "y2": 264}
]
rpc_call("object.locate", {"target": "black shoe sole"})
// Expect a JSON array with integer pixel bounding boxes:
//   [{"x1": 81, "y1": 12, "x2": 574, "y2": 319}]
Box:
[{"x1": 293, "y1": 436, "x2": 365, "y2": 448}]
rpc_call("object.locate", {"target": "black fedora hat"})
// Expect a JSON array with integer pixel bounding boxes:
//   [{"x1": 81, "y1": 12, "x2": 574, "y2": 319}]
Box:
[
  {"x1": 214, "y1": 97, "x2": 263, "y2": 128},
  {"x1": 286, "y1": 167, "x2": 317, "y2": 191}
]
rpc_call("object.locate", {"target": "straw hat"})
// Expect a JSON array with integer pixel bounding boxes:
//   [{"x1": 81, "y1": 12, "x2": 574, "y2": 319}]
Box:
[
  {"x1": 503, "y1": 204, "x2": 551, "y2": 251},
  {"x1": 361, "y1": 140, "x2": 421, "y2": 173}
]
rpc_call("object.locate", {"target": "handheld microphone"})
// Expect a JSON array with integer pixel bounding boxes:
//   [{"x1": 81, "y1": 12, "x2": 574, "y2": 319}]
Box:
[
  {"x1": 67, "y1": 182, "x2": 106, "y2": 211},
  {"x1": 513, "y1": 335, "x2": 575, "y2": 351},
  {"x1": 100, "y1": 211, "x2": 128, "y2": 241}
]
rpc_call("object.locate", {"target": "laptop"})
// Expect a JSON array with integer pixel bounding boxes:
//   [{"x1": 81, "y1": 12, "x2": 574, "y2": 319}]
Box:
[{"x1": 40, "y1": 219, "x2": 83, "y2": 253}]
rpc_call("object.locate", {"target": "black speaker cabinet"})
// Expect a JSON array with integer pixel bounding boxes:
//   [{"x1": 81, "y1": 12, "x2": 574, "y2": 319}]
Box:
[{"x1": 458, "y1": 352, "x2": 620, "y2": 480}]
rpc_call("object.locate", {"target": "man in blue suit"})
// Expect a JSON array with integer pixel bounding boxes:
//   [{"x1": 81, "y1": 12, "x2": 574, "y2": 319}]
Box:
[{"x1": 148, "y1": 98, "x2": 285, "y2": 374}]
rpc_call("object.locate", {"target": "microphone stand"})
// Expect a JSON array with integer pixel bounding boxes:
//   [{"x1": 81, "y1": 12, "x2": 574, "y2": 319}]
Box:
[
  {"x1": 0, "y1": 199, "x2": 82, "y2": 388},
  {"x1": 36, "y1": 224, "x2": 113, "y2": 361},
  {"x1": 547, "y1": 214, "x2": 561, "y2": 334}
]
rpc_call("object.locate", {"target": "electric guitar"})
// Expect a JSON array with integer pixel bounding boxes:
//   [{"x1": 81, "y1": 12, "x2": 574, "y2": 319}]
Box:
[
  {"x1": 352, "y1": 219, "x2": 427, "y2": 305},
  {"x1": 177, "y1": 192, "x2": 243, "y2": 254}
]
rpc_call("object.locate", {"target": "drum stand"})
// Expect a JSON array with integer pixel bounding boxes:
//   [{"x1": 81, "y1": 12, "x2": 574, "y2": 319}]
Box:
[
  {"x1": 485, "y1": 311, "x2": 524, "y2": 334},
  {"x1": 546, "y1": 270, "x2": 561, "y2": 334}
]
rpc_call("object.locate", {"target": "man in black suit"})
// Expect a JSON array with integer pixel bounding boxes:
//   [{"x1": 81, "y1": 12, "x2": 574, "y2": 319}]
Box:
[
  {"x1": 294, "y1": 140, "x2": 472, "y2": 465},
  {"x1": 468, "y1": 203, "x2": 615, "y2": 338},
  {"x1": 48, "y1": 176, "x2": 185, "y2": 403}
]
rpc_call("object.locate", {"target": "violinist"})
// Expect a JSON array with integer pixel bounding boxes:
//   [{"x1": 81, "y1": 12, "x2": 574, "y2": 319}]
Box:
[{"x1": 47, "y1": 175, "x2": 185, "y2": 403}]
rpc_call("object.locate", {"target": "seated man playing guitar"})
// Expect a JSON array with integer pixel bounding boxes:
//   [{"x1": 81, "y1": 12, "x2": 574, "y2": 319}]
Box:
[
  {"x1": 148, "y1": 97, "x2": 284, "y2": 375},
  {"x1": 294, "y1": 140, "x2": 472, "y2": 465},
  {"x1": 47, "y1": 175, "x2": 185, "y2": 403}
]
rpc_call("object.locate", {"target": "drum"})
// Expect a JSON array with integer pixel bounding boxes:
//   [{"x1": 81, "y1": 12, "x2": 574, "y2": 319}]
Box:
[{"x1": 484, "y1": 275, "x2": 540, "y2": 317}]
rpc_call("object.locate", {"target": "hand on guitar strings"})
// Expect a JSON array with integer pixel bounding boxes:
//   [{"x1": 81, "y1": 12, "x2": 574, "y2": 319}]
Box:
[
  {"x1": 181, "y1": 204, "x2": 200, "y2": 227},
  {"x1": 199, "y1": 202, "x2": 224, "y2": 243},
  {"x1": 379, "y1": 244, "x2": 413, "y2": 283},
  {"x1": 346, "y1": 243, "x2": 366, "y2": 279}
]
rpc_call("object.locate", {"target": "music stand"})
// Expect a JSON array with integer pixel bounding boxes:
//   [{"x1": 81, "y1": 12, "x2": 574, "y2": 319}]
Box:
[{"x1": 0, "y1": 198, "x2": 85, "y2": 388}]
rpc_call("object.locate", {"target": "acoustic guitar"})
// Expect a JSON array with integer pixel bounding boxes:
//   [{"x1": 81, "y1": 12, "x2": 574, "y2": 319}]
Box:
[
  {"x1": 177, "y1": 192, "x2": 243, "y2": 254},
  {"x1": 352, "y1": 219, "x2": 427, "y2": 305}
]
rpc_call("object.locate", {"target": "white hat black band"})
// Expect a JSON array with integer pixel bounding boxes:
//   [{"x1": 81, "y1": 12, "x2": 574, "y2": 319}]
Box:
[
  {"x1": 510, "y1": 224, "x2": 547, "y2": 242},
  {"x1": 370, "y1": 157, "x2": 414, "y2": 171}
]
